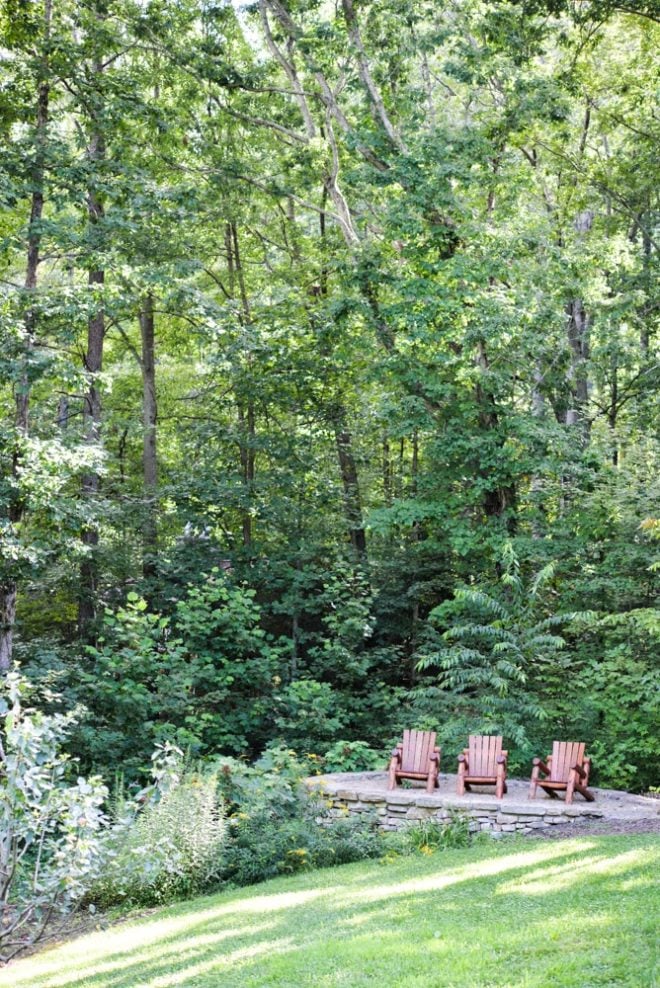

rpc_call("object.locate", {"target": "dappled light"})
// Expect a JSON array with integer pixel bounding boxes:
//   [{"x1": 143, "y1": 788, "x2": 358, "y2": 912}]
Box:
[
  {"x1": 498, "y1": 847, "x2": 655, "y2": 897},
  {"x1": 333, "y1": 842, "x2": 596, "y2": 906},
  {"x1": 2, "y1": 836, "x2": 657, "y2": 988}
]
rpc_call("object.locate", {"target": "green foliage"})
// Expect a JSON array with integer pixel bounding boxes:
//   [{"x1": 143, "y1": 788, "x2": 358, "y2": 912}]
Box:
[
  {"x1": 393, "y1": 811, "x2": 473, "y2": 856},
  {"x1": 0, "y1": 673, "x2": 107, "y2": 963},
  {"x1": 569, "y1": 612, "x2": 659, "y2": 791},
  {"x1": 273, "y1": 679, "x2": 345, "y2": 752},
  {"x1": 322, "y1": 740, "x2": 386, "y2": 773},
  {"x1": 73, "y1": 575, "x2": 287, "y2": 776},
  {"x1": 1, "y1": 0, "x2": 657, "y2": 793},
  {"x1": 212, "y1": 747, "x2": 385, "y2": 888},
  {"x1": 172, "y1": 571, "x2": 287, "y2": 755},
  {"x1": 91, "y1": 747, "x2": 226, "y2": 909},
  {"x1": 414, "y1": 547, "x2": 585, "y2": 769}
]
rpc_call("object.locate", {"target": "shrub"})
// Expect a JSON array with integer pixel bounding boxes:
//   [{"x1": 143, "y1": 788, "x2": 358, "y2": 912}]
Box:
[
  {"x1": 90, "y1": 747, "x2": 226, "y2": 909},
  {"x1": 394, "y1": 811, "x2": 472, "y2": 856},
  {"x1": 224, "y1": 807, "x2": 386, "y2": 886},
  {"x1": 322, "y1": 740, "x2": 386, "y2": 773},
  {"x1": 215, "y1": 746, "x2": 386, "y2": 887},
  {"x1": 0, "y1": 673, "x2": 107, "y2": 963},
  {"x1": 74, "y1": 575, "x2": 289, "y2": 779},
  {"x1": 304, "y1": 814, "x2": 385, "y2": 867},
  {"x1": 273, "y1": 679, "x2": 346, "y2": 752}
]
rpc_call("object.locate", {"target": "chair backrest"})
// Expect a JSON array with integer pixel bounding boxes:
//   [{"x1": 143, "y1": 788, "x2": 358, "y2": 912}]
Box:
[
  {"x1": 468, "y1": 735, "x2": 503, "y2": 776},
  {"x1": 400, "y1": 729, "x2": 437, "y2": 773},
  {"x1": 550, "y1": 741, "x2": 586, "y2": 782}
]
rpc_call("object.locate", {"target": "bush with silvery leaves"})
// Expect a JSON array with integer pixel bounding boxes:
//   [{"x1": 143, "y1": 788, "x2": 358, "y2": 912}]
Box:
[{"x1": 0, "y1": 672, "x2": 107, "y2": 963}]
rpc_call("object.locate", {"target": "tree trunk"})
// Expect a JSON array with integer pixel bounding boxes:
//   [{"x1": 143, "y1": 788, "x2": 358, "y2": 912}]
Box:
[
  {"x1": 238, "y1": 403, "x2": 255, "y2": 548},
  {"x1": 78, "y1": 93, "x2": 106, "y2": 634},
  {"x1": 332, "y1": 407, "x2": 367, "y2": 560},
  {"x1": 640, "y1": 225, "x2": 652, "y2": 356},
  {"x1": 530, "y1": 363, "x2": 547, "y2": 538},
  {"x1": 228, "y1": 223, "x2": 257, "y2": 549},
  {"x1": 0, "y1": 0, "x2": 51, "y2": 672},
  {"x1": 565, "y1": 210, "x2": 594, "y2": 445},
  {"x1": 382, "y1": 435, "x2": 392, "y2": 506},
  {"x1": 340, "y1": 0, "x2": 407, "y2": 153},
  {"x1": 140, "y1": 294, "x2": 158, "y2": 578},
  {"x1": 609, "y1": 355, "x2": 619, "y2": 467},
  {"x1": 475, "y1": 341, "x2": 516, "y2": 527},
  {"x1": 0, "y1": 591, "x2": 17, "y2": 674}
]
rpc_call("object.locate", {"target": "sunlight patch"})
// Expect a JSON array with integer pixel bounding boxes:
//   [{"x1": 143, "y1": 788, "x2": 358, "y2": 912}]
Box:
[
  {"x1": 497, "y1": 847, "x2": 658, "y2": 896},
  {"x1": 337, "y1": 843, "x2": 596, "y2": 905},
  {"x1": 140, "y1": 936, "x2": 296, "y2": 987}
]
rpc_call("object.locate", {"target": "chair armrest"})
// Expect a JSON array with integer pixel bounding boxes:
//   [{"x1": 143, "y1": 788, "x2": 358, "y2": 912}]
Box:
[
  {"x1": 572, "y1": 762, "x2": 586, "y2": 779},
  {"x1": 457, "y1": 753, "x2": 468, "y2": 765},
  {"x1": 533, "y1": 757, "x2": 550, "y2": 776},
  {"x1": 429, "y1": 750, "x2": 440, "y2": 764},
  {"x1": 390, "y1": 746, "x2": 402, "y2": 760},
  {"x1": 496, "y1": 754, "x2": 507, "y2": 765}
]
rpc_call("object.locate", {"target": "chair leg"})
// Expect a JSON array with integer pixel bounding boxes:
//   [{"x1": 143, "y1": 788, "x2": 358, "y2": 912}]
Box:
[
  {"x1": 496, "y1": 763, "x2": 506, "y2": 801},
  {"x1": 529, "y1": 762, "x2": 540, "y2": 799},
  {"x1": 457, "y1": 760, "x2": 466, "y2": 796},
  {"x1": 388, "y1": 757, "x2": 398, "y2": 791},
  {"x1": 565, "y1": 770, "x2": 576, "y2": 804}
]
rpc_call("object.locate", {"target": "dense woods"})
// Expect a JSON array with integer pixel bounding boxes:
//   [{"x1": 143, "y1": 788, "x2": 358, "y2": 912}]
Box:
[{"x1": 1, "y1": 0, "x2": 658, "y2": 791}]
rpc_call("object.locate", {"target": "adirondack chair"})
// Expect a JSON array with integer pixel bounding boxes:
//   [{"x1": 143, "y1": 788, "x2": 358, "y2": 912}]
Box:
[
  {"x1": 457, "y1": 735, "x2": 508, "y2": 799},
  {"x1": 388, "y1": 730, "x2": 441, "y2": 793},
  {"x1": 529, "y1": 741, "x2": 594, "y2": 804}
]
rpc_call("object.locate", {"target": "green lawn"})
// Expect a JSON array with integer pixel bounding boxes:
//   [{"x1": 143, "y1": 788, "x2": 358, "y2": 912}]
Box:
[{"x1": 2, "y1": 836, "x2": 658, "y2": 988}]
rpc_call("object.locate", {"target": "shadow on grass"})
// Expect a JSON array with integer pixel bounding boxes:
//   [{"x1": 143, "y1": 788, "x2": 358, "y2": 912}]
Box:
[{"x1": 4, "y1": 836, "x2": 658, "y2": 988}]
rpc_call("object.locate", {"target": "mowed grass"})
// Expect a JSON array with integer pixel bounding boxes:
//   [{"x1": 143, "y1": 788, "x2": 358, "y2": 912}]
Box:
[{"x1": 2, "y1": 835, "x2": 658, "y2": 988}]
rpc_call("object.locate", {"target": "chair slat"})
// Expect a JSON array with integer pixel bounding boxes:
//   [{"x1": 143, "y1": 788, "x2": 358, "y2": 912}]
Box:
[
  {"x1": 401, "y1": 729, "x2": 412, "y2": 772},
  {"x1": 468, "y1": 735, "x2": 477, "y2": 775},
  {"x1": 493, "y1": 736, "x2": 502, "y2": 774},
  {"x1": 417, "y1": 731, "x2": 428, "y2": 772},
  {"x1": 550, "y1": 741, "x2": 586, "y2": 782},
  {"x1": 400, "y1": 729, "x2": 436, "y2": 774},
  {"x1": 478, "y1": 736, "x2": 486, "y2": 776},
  {"x1": 468, "y1": 735, "x2": 502, "y2": 777},
  {"x1": 421, "y1": 732, "x2": 431, "y2": 772},
  {"x1": 551, "y1": 741, "x2": 562, "y2": 781},
  {"x1": 413, "y1": 730, "x2": 422, "y2": 772}
]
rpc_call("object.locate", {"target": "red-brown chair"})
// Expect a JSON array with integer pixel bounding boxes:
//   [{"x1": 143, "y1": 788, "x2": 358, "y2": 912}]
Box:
[
  {"x1": 388, "y1": 729, "x2": 441, "y2": 793},
  {"x1": 529, "y1": 741, "x2": 594, "y2": 804},
  {"x1": 457, "y1": 735, "x2": 508, "y2": 799}
]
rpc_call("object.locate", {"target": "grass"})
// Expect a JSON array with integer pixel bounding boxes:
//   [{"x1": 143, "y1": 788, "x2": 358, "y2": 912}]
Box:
[{"x1": 1, "y1": 835, "x2": 657, "y2": 988}]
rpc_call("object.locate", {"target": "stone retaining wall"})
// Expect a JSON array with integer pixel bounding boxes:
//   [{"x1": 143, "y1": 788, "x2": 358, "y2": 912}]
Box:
[{"x1": 314, "y1": 781, "x2": 604, "y2": 836}]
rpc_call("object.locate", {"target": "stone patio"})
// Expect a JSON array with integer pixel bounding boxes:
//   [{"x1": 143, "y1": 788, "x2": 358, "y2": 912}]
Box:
[{"x1": 308, "y1": 771, "x2": 660, "y2": 835}]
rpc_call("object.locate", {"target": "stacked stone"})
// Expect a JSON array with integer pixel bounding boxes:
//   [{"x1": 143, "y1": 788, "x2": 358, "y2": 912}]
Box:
[{"x1": 316, "y1": 784, "x2": 604, "y2": 835}]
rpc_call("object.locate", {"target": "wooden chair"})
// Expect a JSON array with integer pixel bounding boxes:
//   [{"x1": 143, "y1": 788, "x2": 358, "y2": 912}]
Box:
[
  {"x1": 388, "y1": 730, "x2": 441, "y2": 793},
  {"x1": 529, "y1": 741, "x2": 594, "y2": 804},
  {"x1": 457, "y1": 735, "x2": 508, "y2": 799}
]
